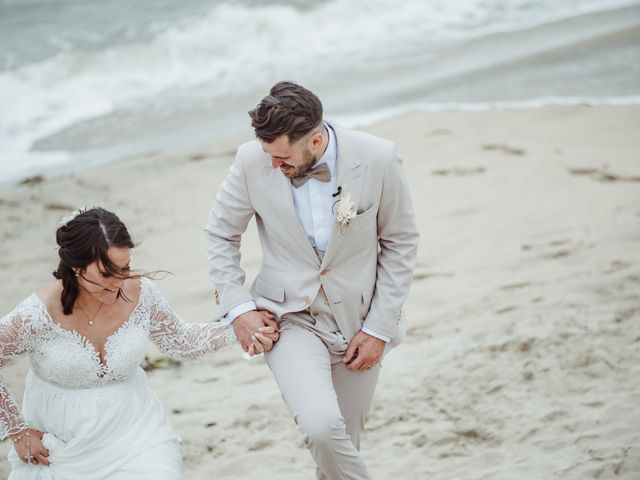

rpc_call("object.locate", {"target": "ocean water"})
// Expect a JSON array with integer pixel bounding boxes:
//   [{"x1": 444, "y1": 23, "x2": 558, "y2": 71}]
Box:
[{"x1": 1, "y1": 0, "x2": 639, "y2": 184}]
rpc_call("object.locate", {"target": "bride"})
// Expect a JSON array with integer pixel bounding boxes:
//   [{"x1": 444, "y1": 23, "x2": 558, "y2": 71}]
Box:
[{"x1": 0, "y1": 207, "x2": 279, "y2": 479}]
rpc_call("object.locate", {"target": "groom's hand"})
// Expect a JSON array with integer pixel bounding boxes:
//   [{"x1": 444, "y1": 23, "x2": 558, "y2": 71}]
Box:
[
  {"x1": 343, "y1": 331, "x2": 385, "y2": 371},
  {"x1": 233, "y1": 310, "x2": 279, "y2": 353}
]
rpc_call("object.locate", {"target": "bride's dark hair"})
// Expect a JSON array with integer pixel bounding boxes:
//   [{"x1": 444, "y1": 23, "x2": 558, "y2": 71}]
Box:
[{"x1": 53, "y1": 207, "x2": 135, "y2": 315}]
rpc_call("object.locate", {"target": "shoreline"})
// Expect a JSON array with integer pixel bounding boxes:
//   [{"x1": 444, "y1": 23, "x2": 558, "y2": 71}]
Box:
[
  {"x1": 3, "y1": 95, "x2": 640, "y2": 194},
  {"x1": 2, "y1": 3, "x2": 640, "y2": 188}
]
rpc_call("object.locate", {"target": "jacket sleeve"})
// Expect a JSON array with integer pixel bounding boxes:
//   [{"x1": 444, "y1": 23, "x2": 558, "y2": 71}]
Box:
[
  {"x1": 362, "y1": 149, "x2": 419, "y2": 339},
  {"x1": 204, "y1": 147, "x2": 257, "y2": 315}
]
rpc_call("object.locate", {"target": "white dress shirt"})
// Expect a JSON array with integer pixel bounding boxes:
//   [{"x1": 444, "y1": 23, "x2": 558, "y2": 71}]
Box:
[
  {"x1": 291, "y1": 125, "x2": 337, "y2": 252},
  {"x1": 223, "y1": 125, "x2": 389, "y2": 342}
]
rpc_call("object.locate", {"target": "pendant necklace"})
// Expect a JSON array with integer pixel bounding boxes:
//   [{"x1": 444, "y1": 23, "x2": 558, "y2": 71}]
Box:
[{"x1": 77, "y1": 300, "x2": 104, "y2": 326}]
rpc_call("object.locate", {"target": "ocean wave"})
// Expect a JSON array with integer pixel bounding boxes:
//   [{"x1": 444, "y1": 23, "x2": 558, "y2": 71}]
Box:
[{"x1": 1, "y1": 0, "x2": 639, "y2": 183}]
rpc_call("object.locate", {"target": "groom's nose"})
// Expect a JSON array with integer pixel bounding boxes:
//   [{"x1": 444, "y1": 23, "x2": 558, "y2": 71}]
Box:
[{"x1": 271, "y1": 158, "x2": 283, "y2": 168}]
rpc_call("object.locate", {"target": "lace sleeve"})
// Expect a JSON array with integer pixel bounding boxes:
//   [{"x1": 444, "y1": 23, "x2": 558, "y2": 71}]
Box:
[
  {"x1": 146, "y1": 281, "x2": 237, "y2": 358},
  {"x1": 0, "y1": 298, "x2": 37, "y2": 440}
]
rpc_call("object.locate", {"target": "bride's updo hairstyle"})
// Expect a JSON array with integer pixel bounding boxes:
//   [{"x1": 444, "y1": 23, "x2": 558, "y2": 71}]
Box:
[{"x1": 53, "y1": 207, "x2": 135, "y2": 315}]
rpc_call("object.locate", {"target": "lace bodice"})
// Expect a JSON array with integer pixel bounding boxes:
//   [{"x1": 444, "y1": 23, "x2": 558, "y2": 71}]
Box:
[{"x1": 0, "y1": 277, "x2": 236, "y2": 439}]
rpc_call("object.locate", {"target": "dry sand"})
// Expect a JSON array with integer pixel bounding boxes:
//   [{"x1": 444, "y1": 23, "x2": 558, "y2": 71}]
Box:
[{"x1": 1, "y1": 105, "x2": 639, "y2": 479}]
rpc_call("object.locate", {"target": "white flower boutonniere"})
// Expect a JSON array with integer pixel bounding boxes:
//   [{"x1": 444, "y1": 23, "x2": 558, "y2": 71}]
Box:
[
  {"x1": 334, "y1": 190, "x2": 356, "y2": 235},
  {"x1": 58, "y1": 207, "x2": 86, "y2": 227}
]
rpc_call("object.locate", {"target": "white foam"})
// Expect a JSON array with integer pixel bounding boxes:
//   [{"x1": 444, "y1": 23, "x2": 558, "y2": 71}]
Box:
[{"x1": 1, "y1": 0, "x2": 639, "y2": 183}]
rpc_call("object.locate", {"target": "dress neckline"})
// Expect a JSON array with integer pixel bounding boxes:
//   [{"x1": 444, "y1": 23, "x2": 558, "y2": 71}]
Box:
[{"x1": 31, "y1": 277, "x2": 146, "y2": 371}]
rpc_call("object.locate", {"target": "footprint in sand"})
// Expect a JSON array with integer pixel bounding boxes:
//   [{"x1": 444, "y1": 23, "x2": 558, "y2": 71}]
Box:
[
  {"x1": 499, "y1": 282, "x2": 533, "y2": 290},
  {"x1": 603, "y1": 259, "x2": 632, "y2": 274},
  {"x1": 248, "y1": 438, "x2": 273, "y2": 452},
  {"x1": 424, "y1": 128, "x2": 452, "y2": 137},
  {"x1": 495, "y1": 305, "x2": 517, "y2": 314},
  {"x1": 413, "y1": 271, "x2": 455, "y2": 281},
  {"x1": 482, "y1": 144, "x2": 526, "y2": 156},
  {"x1": 411, "y1": 434, "x2": 429, "y2": 448},
  {"x1": 521, "y1": 239, "x2": 580, "y2": 259},
  {"x1": 544, "y1": 250, "x2": 571, "y2": 259},
  {"x1": 76, "y1": 178, "x2": 110, "y2": 191},
  {"x1": 44, "y1": 202, "x2": 75, "y2": 211},
  {"x1": 190, "y1": 149, "x2": 236, "y2": 161},
  {"x1": 568, "y1": 167, "x2": 640, "y2": 183},
  {"x1": 432, "y1": 167, "x2": 486, "y2": 176},
  {"x1": 614, "y1": 307, "x2": 640, "y2": 323}
]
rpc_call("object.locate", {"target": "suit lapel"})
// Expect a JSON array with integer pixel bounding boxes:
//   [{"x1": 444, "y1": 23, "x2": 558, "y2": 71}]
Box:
[
  {"x1": 321, "y1": 126, "x2": 367, "y2": 269},
  {"x1": 265, "y1": 162, "x2": 320, "y2": 265}
]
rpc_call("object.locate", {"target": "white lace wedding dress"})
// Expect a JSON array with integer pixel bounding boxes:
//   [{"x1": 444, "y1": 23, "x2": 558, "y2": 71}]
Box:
[{"x1": 0, "y1": 277, "x2": 236, "y2": 480}]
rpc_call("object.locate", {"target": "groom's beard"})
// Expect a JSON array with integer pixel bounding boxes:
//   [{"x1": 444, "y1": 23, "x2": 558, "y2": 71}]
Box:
[{"x1": 287, "y1": 148, "x2": 318, "y2": 179}]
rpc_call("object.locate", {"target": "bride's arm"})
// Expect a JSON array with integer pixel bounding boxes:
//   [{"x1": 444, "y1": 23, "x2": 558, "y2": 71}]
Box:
[
  {"x1": 147, "y1": 281, "x2": 237, "y2": 358},
  {"x1": 0, "y1": 304, "x2": 34, "y2": 440}
]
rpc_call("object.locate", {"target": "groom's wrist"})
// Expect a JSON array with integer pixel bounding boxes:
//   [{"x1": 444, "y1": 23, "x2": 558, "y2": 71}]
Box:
[
  {"x1": 361, "y1": 327, "x2": 390, "y2": 343},
  {"x1": 223, "y1": 301, "x2": 257, "y2": 325}
]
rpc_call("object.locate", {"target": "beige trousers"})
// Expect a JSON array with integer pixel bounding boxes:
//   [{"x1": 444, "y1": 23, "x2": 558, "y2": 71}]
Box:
[{"x1": 265, "y1": 289, "x2": 380, "y2": 480}]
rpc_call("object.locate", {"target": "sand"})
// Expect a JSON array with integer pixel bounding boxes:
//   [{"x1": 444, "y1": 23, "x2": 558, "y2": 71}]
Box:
[{"x1": 1, "y1": 105, "x2": 639, "y2": 479}]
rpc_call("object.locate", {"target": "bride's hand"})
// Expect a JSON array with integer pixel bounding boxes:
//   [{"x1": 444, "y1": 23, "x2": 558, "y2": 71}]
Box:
[
  {"x1": 247, "y1": 325, "x2": 278, "y2": 356},
  {"x1": 12, "y1": 428, "x2": 50, "y2": 466},
  {"x1": 257, "y1": 310, "x2": 279, "y2": 343}
]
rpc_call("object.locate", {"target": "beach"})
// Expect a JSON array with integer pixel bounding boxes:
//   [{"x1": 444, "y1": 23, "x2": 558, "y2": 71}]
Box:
[{"x1": 1, "y1": 105, "x2": 639, "y2": 478}]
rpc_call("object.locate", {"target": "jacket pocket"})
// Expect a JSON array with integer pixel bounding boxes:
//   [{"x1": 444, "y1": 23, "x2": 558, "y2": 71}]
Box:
[
  {"x1": 350, "y1": 203, "x2": 376, "y2": 225},
  {"x1": 255, "y1": 276, "x2": 285, "y2": 302}
]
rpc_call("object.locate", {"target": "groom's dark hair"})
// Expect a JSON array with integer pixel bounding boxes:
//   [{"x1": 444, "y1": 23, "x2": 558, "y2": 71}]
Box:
[{"x1": 249, "y1": 81, "x2": 323, "y2": 143}]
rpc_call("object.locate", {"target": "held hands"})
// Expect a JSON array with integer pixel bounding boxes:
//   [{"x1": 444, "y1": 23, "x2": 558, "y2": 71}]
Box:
[
  {"x1": 12, "y1": 428, "x2": 50, "y2": 466},
  {"x1": 247, "y1": 326, "x2": 277, "y2": 357},
  {"x1": 343, "y1": 331, "x2": 385, "y2": 371},
  {"x1": 232, "y1": 309, "x2": 280, "y2": 356}
]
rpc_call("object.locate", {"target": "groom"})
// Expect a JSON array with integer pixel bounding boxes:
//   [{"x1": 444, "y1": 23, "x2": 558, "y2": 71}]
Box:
[{"x1": 205, "y1": 81, "x2": 419, "y2": 479}]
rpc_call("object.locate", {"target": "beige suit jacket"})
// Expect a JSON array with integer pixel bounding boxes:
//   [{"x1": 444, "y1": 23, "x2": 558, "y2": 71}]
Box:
[{"x1": 205, "y1": 123, "x2": 419, "y2": 347}]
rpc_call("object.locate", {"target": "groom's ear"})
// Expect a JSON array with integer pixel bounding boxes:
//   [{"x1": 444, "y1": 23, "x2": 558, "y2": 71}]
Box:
[{"x1": 309, "y1": 131, "x2": 323, "y2": 148}]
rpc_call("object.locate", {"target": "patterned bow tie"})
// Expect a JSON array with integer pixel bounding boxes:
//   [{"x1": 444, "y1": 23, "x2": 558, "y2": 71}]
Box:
[{"x1": 290, "y1": 163, "x2": 331, "y2": 188}]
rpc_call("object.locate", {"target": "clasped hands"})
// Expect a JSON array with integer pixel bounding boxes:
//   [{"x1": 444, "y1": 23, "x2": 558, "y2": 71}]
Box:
[
  {"x1": 233, "y1": 310, "x2": 280, "y2": 356},
  {"x1": 233, "y1": 310, "x2": 385, "y2": 369}
]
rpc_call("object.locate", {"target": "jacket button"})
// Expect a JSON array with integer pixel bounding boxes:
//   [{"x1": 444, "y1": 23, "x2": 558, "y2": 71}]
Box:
[
  {"x1": 320, "y1": 269, "x2": 327, "y2": 276},
  {"x1": 312, "y1": 311, "x2": 319, "y2": 317}
]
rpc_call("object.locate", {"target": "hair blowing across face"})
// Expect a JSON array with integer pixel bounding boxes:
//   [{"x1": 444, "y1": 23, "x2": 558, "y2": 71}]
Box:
[
  {"x1": 53, "y1": 208, "x2": 135, "y2": 315},
  {"x1": 249, "y1": 81, "x2": 323, "y2": 143}
]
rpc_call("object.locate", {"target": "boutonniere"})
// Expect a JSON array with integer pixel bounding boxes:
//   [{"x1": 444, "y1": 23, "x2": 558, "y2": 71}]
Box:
[{"x1": 332, "y1": 186, "x2": 356, "y2": 234}]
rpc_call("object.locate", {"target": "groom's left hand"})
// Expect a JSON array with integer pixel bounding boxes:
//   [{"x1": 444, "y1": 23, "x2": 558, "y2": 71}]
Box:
[{"x1": 343, "y1": 331, "x2": 385, "y2": 371}]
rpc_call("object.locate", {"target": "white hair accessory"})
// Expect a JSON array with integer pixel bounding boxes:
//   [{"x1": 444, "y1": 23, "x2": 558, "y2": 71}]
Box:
[{"x1": 58, "y1": 207, "x2": 87, "y2": 227}]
